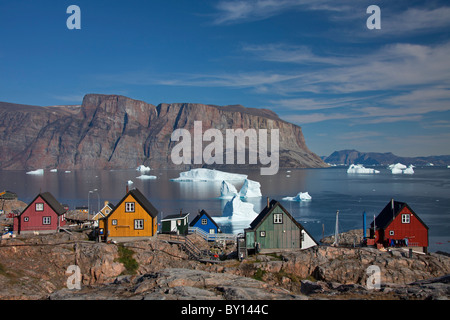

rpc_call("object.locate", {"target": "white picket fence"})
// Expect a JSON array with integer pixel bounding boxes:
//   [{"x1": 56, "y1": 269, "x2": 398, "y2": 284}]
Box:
[{"x1": 188, "y1": 227, "x2": 237, "y2": 242}]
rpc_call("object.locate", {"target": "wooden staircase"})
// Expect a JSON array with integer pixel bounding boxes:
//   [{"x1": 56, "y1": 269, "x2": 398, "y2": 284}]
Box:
[{"x1": 166, "y1": 234, "x2": 221, "y2": 263}]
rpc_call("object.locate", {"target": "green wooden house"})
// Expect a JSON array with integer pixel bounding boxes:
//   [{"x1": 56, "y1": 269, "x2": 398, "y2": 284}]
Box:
[
  {"x1": 161, "y1": 212, "x2": 190, "y2": 235},
  {"x1": 241, "y1": 199, "x2": 317, "y2": 256}
]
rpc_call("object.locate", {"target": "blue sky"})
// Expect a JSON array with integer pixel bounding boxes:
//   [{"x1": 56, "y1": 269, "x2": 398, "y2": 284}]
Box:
[{"x1": 1, "y1": 0, "x2": 449, "y2": 157}]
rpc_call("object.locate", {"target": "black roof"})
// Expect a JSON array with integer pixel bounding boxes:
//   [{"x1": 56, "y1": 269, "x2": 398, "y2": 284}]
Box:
[
  {"x1": 249, "y1": 199, "x2": 303, "y2": 230},
  {"x1": 162, "y1": 212, "x2": 190, "y2": 220},
  {"x1": 189, "y1": 209, "x2": 220, "y2": 228},
  {"x1": 370, "y1": 200, "x2": 429, "y2": 230},
  {"x1": 20, "y1": 192, "x2": 66, "y2": 216}
]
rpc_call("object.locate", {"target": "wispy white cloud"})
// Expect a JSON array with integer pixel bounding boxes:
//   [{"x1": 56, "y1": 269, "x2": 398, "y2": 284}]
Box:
[{"x1": 212, "y1": 0, "x2": 352, "y2": 24}]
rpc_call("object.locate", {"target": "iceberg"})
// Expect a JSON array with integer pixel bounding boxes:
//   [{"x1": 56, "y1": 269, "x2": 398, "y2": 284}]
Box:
[
  {"x1": 171, "y1": 168, "x2": 247, "y2": 182},
  {"x1": 282, "y1": 192, "x2": 312, "y2": 202},
  {"x1": 388, "y1": 163, "x2": 414, "y2": 174},
  {"x1": 127, "y1": 180, "x2": 134, "y2": 185},
  {"x1": 239, "y1": 179, "x2": 262, "y2": 198},
  {"x1": 220, "y1": 180, "x2": 239, "y2": 199},
  {"x1": 50, "y1": 169, "x2": 57, "y2": 173},
  {"x1": 347, "y1": 164, "x2": 380, "y2": 174},
  {"x1": 136, "y1": 175, "x2": 157, "y2": 180},
  {"x1": 220, "y1": 196, "x2": 258, "y2": 221},
  {"x1": 26, "y1": 169, "x2": 44, "y2": 175},
  {"x1": 136, "y1": 165, "x2": 151, "y2": 172},
  {"x1": 403, "y1": 165, "x2": 415, "y2": 175}
]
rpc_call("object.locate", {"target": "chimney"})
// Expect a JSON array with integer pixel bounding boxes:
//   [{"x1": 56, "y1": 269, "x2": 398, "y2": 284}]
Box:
[
  {"x1": 126, "y1": 184, "x2": 129, "y2": 194},
  {"x1": 267, "y1": 197, "x2": 270, "y2": 208}
]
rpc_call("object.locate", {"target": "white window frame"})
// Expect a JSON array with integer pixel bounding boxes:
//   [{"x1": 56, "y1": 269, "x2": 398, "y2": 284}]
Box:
[
  {"x1": 389, "y1": 230, "x2": 395, "y2": 236},
  {"x1": 125, "y1": 202, "x2": 135, "y2": 212},
  {"x1": 209, "y1": 229, "x2": 215, "y2": 234},
  {"x1": 273, "y1": 213, "x2": 283, "y2": 224},
  {"x1": 260, "y1": 231, "x2": 266, "y2": 237},
  {"x1": 134, "y1": 219, "x2": 144, "y2": 230},
  {"x1": 201, "y1": 218, "x2": 208, "y2": 225},
  {"x1": 24, "y1": 216, "x2": 29, "y2": 222},
  {"x1": 401, "y1": 214, "x2": 410, "y2": 224},
  {"x1": 35, "y1": 203, "x2": 44, "y2": 211},
  {"x1": 112, "y1": 219, "x2": 118, "y2": 226},
  {"x1": 43, "y1": 216, "x2": 51, "y2": 225}
]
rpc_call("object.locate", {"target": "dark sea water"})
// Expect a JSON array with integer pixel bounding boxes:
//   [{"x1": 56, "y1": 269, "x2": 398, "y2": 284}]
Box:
[{"x1": 1, "y1": 166, "x2": 449, "y2": 253}]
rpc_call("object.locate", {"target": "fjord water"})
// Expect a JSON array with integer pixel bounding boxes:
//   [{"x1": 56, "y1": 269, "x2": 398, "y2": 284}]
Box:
[{"x1": 1, "y1": 167, "x2": 449, "y2": 253}]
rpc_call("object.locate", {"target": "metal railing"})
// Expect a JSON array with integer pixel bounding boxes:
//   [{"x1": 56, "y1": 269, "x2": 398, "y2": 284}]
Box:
[{"x1": 188, "y1": 227, "x2": 237, "y2": 242}]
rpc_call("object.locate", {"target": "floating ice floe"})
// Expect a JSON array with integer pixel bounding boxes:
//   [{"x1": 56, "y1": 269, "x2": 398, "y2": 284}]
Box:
[
  {"x1": 127, "y1": 180, "x2": 134, "y2": 185},
  {"x1": 347, "y1": 164, "x2": 380, "y2": 174},
  {"x1": 219, "y1": 196, "x2": 258, "y2": 221},
  {"x1": 282, "y1": 192, "x2": 312, "y2": 202},
  {"x1": 171, "y1": 168, "x2": 247, "y2": 182},
  {"x1": 65, "y1": 170, "x2": 71, "y2": 173},
  {"x1": 136, "y1": 175, "x2": 157, "y2": 180},
  {"x1": 50, "y1": 169, "x2": 57, "y2": 173},
  {"x1": 136, "y1": 165, "x2": 151, "y2": 172},
  {"x1": 220, "y1": 180, "x2": 239, "y2": 199},
  {"x1": 388, "y1": 163, "x2": 414, "y2": 174},
  {"x1": 26, "y1": 169, "x2": 44, "y2": 175}
]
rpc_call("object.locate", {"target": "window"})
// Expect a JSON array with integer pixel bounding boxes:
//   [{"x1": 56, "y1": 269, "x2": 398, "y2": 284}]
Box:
[
  {"x1": 273, "y1": 213, "x2": 283, "y2": 224},
  {"x1": 43, "y1": 216, "x2": 51, "y2": 225},
  {"x1": 260, "y1": 231, "x2": 266, "y2": 237},
  {"x1": 105, "y1": 209, "x2": 110, "y2": 214},
  {"x1": 24, "y1": 217, "x2": 29, "y2": 222},
  {"x1": 209, "y1": 229, "x2": 215, "y2": 234},
  {"x1": 401, "y1": 214, "x2": 410, "y2": 224},
  {"x1": 125, "y1": 202, "x2": 135, "y2": 212},
  {"x1": 36, "y1": 203, "x2": 44, "y2": 211},
  {"x1": 389, "y1": 230, "x2": 395, "y2": 236},
  {"x1": 112, "y1": 219, "x2": 118, "y2": 226},
  {"x1": 201, "y1": 219, "x2": 208, "y2": 225},
  {"x1": 134, "y1": 219, "x2": 144, "y2": 230}
]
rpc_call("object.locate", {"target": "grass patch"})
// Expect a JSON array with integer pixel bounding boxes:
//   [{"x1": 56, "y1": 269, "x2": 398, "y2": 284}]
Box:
[
  {"x1": 116, "y1": 244, "x2": 139, "y2": 275},
  {"x1": 253, "y1": 268, "x2": 267, "y2": 281}
]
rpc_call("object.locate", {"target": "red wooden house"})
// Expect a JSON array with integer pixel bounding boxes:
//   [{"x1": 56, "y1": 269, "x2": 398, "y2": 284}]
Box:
[
  {"x1": 13, "y1": 192, "x2": 67, "y2": 235},
  {"x1": 370, "y1": 199, "x2": 429, "y2": 253}
]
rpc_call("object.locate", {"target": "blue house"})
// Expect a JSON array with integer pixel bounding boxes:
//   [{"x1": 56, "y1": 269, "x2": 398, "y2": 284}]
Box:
[{"x1": 190, "y1": 209, "x2": 220, "y2": 235}]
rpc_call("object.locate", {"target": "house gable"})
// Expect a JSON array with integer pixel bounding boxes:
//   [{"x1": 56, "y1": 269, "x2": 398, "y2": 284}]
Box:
[
  {"x1": 190, "y1": 210, "x2": 220, "y2": 233},
  {"x1": 246, "y1": 200, "x2": 305, "y2": 250},
  {"x1": 102, "y1": 188, "x2": 158, "y2": 238},
  {"x1": 15, "y1": 192, "x2": 66, "y2": 233}
]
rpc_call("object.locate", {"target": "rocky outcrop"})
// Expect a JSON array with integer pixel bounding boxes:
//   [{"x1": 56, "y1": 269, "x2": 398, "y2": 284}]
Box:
[
  {"x1": 0, "y1": 232, "x2": 448, "y2": 300},
  {"x1": 0, "y1": 94, "x2": 326, "y2": 170}
]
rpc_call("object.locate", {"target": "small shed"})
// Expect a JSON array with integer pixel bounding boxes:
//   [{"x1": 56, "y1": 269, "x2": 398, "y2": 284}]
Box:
[
  {"x1": 189, "y1": 209, "x2": 220, "y2": 235},
  {"x1": 161, "y1": 212, "x2": 190, "y2": 235},
  {"x1": 243, "y1": 199, "x2": 317, "y2": 255},
  {"x1": 370, "y1": 199, "x2": 429, "y2": 253}
]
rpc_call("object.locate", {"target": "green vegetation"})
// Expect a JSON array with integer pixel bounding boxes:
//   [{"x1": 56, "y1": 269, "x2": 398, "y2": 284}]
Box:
[{"x1": 116, "y1": 244, "x2": 139, "y2": 275}]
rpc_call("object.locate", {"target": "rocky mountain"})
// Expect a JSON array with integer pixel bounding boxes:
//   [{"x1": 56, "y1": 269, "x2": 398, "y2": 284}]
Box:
[
  {"x1": 324, "y1": 149, "x2": 450, "y2": 166},
  {"x1": 0, "y1": 94, "x2": 326, "y2": 171}
]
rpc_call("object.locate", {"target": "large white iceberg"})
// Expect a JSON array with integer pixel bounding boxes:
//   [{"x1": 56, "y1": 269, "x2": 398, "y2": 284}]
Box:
[
  {"x1": 136, "y1": 165, "x2": 151, "y2": 172},
  {"x1": 282, "y1": 192, "x2": 312, "y2": 202},
  {"x1": 220, "y1": 196, "x2": 258, "y2": 221},
  {"x1": 239, "y1": 179, "x2": 262, "y2": 198},
  {"x1": 347, "y1": 164, "x2": 380, "y2": 174},
  {"x1": 171, "y1": 168, "x2": 247, "y2": 182},
  {"x1": 26, "y1": 169, "x2": 44, "y2": 175},
  {"x1": 388, "y1": 163, "x2": 414, "y2": 174},
  {"x1": 220, "y1": 180, "x2": 239, "y2": 199}
]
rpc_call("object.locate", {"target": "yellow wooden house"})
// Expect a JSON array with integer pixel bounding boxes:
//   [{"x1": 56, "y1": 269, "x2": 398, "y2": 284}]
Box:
[{"x1": 98, "y1": 188, "x2": 158, "y2": 241}]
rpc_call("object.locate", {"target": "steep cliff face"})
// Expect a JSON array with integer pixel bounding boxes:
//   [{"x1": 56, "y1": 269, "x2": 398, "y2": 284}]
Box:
[{"x1": 0, "y1": 94, "x2": 326, "y2": 170}]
